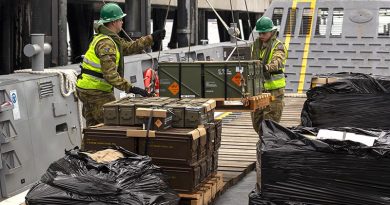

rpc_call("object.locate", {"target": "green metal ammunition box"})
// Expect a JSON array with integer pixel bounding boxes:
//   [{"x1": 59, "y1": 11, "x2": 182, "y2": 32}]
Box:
[
  {"x1": 203, "y1": 61, "x2": 255, "y2": 98},
  {"x1": 134, "y1": 102, "x2": 166, "y2": 125},
  {"x1": 118, "y1": 102, "x2": 136, "y2": 126},
  {"x1": 185, "y1": 105, "x2": 208, "y2": 128},
  {"x1": 254, "y1": 63, "x2": 263, "y2": 95},
  {"x1": 103, "y1": 101, "x2": 120, "y2": 125},
  {"x1": 159, "y1": 60, "x2": 262, "y2": 98},
  {"x1": 137, "y1": 108, "x2": 174, "y2": 131},
  {"x1": 164, "y1": 103, "x2": 186, "y2": 127}
]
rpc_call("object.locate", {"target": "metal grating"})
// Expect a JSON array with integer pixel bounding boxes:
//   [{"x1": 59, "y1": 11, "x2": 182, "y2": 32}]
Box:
[
  {"x1": 38, "y1": 81, "x2": 54, "y2": 98},
  {"x1": 284, "y1": 8, "x2": 298, "y2": 35}
]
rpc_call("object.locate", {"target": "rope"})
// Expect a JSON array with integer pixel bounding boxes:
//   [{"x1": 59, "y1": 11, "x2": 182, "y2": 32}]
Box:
[
  {"x1": 15, "y1": 69, "x2": 83, "y2": 144},
  {"x1": 15, "y1": 69, "x2": 78, "y2": 97}
]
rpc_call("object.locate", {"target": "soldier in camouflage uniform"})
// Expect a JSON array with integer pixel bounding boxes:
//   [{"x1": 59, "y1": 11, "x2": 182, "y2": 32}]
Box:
[
  {"x1": 76, "y1": 3, "x2": 166, "y2": 126},
  {"x1": 251, "y1": 16, "x2": 288, "y2": 133}
]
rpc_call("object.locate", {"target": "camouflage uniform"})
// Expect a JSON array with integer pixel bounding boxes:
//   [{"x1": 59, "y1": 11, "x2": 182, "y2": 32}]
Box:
[
  {"x1": 76, "y1": 23, "x2": 153, "y2": 127},
  {"x1": 251, "y1": 32, "x2": 287, "y2": 133}
]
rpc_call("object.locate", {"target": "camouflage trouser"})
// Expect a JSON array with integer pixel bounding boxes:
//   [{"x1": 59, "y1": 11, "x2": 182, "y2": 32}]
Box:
[
  {"x1": 251, "y1": 88, "x2": 285, "y2": 134},
  {"x1": 76, "y1": 87, "x2": 116, "y2": 127}
]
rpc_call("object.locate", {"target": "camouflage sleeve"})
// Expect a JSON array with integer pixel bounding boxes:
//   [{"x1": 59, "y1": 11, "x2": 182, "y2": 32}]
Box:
[
  {"x1": 95, "y1": 39, "x2": 132, "y2": 92},
  {"x1": 119, "y1": 35, "x2": 153, "y2": 55},
  {"x1": 266, "y1": 43, "x2": 286, "y2": 73}
]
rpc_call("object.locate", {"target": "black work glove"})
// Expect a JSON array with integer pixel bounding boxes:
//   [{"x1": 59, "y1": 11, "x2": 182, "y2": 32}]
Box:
[
  {"x1": 151, "y1": 29, "x2": 166, "y2": 43},
  {"x1": 127, "y1": 86, "x2": 149, "y2": 97}
]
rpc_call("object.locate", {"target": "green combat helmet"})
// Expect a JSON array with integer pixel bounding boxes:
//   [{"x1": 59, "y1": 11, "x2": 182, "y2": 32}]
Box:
[
  {"x1": 98, "y1": 3, "x2": 127, "y2": 24},
  {"x1": 256, "y1": 16, "x2": 276, "y2": 33}
]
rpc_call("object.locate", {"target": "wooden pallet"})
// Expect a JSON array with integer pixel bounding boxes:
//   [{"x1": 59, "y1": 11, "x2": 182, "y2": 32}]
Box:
[
  {"x1": 178, "y1": 173, "x2": 224, "y2": 205},
  {"x1": 214, "y1": 93, "x2": 271, "y2": 112},
  {"x1": 217, "y1": 113, "x2": 259, "y2": 188}
]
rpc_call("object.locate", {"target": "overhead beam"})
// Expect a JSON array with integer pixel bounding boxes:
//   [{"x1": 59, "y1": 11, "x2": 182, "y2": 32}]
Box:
[
  {"x1": 152, "y1": 0, "x2": 269, "y2": 13},
  {"x1": 70, "y1": 0, "x2": 269, "y2": 13}
]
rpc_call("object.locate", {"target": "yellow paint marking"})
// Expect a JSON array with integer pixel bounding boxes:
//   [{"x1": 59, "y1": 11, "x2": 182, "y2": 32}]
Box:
[
  {"x1": 297, "y1": 0, "x2": 317, "y2": 93},
  {"x1": 283, "y1": 0, "x2": 298, "y2": 51},
  {"x1": 215, "y1": 112, "x2": 232, "y2": 120}
]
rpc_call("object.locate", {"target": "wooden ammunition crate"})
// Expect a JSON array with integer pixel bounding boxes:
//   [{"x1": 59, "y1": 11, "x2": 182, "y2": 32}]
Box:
[
  {"x1": 83, "y1": 125, "x2": 137, "y2": 153},
  {"x1": 137, "y1": 128, "x2": 206, "y2": 165},
  {"x1": 160, "y1": 157, "x2": 210, "y2": 193}
]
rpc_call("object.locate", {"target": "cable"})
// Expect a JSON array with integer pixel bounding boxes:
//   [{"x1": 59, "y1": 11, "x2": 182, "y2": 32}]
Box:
[
  {"x1": 228, "y1": 0, "x2": 247, "y2": 100},
  {"x1": 244, "y1": 0, "x2": 256, "y2": 43},
  {"x1": 157, "y1": 0, "x2": 172, "y2": 63},
  {"x1": 188, "y1": 6, "x2": 192, "y2": 62}
]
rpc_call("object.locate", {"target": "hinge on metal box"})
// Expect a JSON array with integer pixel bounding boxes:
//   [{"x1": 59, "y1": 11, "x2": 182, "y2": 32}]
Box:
[{"x1": 38, "y1": 81, "x2": 54, "y2": 98}]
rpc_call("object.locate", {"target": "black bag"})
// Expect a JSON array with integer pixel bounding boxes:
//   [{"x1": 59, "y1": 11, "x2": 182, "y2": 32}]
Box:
[{"x1": 25, "y1": 146, "x2": 179, "y2": 205}]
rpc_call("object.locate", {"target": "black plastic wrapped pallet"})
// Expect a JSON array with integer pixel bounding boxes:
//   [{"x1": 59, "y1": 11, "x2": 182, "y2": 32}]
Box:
[
  {"x1": 255, "y1": 141, "x2": 261, "y2": 193},
  {"x1": 302, "y1": 72, "x2": 390, "y2": 129},
  {"x1": 256, "y1": 120, "x2": 390, "y2": 205},
  {"x1": 248, "y1": 189, "x2": 267, "y2": 205},
  {"x1": 25, "y1": 147, "x2": 179, "y2": 205}
]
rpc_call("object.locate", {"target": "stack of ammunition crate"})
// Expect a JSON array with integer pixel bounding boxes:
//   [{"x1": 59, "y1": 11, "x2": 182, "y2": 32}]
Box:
[{"x1": 83, "y1": 97, "x2": 222, "y2": 193}]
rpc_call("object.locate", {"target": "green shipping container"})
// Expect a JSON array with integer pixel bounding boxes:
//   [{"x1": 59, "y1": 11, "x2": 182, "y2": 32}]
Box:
[{"x1": 159, "y1": 60, "x2": 263, "y2": 98}]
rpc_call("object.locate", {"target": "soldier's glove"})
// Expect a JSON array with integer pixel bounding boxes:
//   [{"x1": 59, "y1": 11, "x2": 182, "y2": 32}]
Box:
[
  {"x1": 152, "y1": 29, "x2": 166, "y2": 43},
  {"x1": 262, "y1": 64, "x2": 271, "y2": 80},
  {"x1": 127, "y1": 86, "x2": 150, "y2": 97}
]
